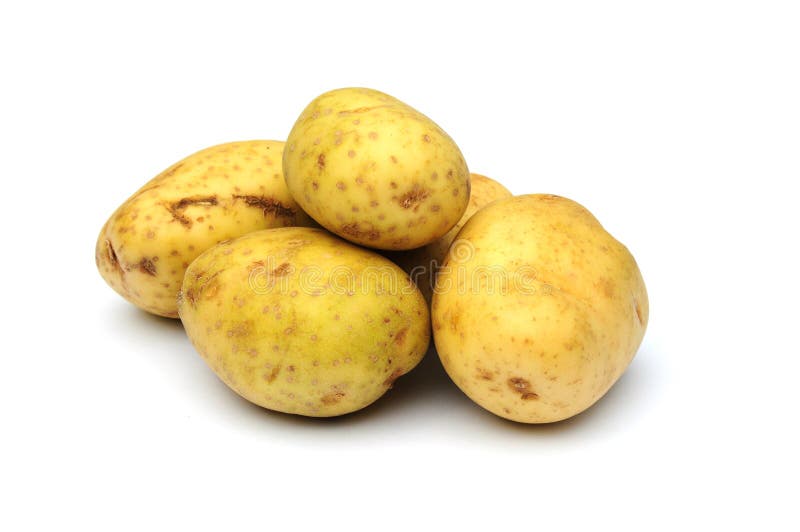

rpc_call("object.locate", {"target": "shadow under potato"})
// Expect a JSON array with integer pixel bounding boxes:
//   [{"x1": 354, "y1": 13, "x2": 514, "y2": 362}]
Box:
[
  {"x1": 224, "y1": 344, "x2": 466, "y2": 428},
  {"x1": 105, "y1": 299, "x2": 659, "y2": 434},
  {"x1": 224, "y1": 344, "x2": 658, "y2": 436}
]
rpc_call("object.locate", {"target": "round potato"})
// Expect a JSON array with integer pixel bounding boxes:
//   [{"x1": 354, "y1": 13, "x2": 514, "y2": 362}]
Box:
[
  {"x1": 432, "y1": 194, "x2": 648, "y2": 423},
  {"x1": 178, "y1": 227, "x2": 430, "y2": 417},
  {"x1": 283, "y1": 87, "x2": 470, "y2": 250},
  {"x1": 96, "y1": 140, "x2": 314, "y2": 318}
]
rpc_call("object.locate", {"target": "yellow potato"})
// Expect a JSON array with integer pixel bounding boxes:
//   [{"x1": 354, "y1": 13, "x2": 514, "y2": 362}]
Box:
[
  {"x1": 432, "y1": 194, "x2": 648, "y2": 423},
  {"x1": 283, "y1": 87, "x2": 470, "y2": 250},
  {"x1": 387, "y1": 173, "x2": 512, "y2": 302},
  {"x1": 96, "y1": 141, "x2": 314, "y2": 318},
  {"x1": 178, "y1": 227, "x2": 430, "y2": 417}
]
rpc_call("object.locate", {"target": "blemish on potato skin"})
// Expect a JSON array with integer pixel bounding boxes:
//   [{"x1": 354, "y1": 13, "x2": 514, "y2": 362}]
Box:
[
  {"x1": 321, "y1": 391, "x2": 346, "y2": 405},
  {"x1": 394, "y1": 327, "x2": 408, "y2": 345},
  {"x1": 507, "y1": 377, "x2": 539, "y2": 400},
  {"x1": 317, "y1": 153, "x2": 326, "y2": 169},
  {"x1": 396, "y1": 185, "x2": 430, "y2": 210},
  {"x1": 634, "y1": 297, "x2": 644, "y2": 325},
  {"x1": 104, "y1": 239, "x2": 121, "y2": 271},
  {"x1": 597, "y1": 277, "x2": 615, "y2": 298},
  {"x1": 227, "y1": 321, "x2": 252, "y2": 338},
  {"x1": 340, "y1": 223, "x2": 380, "y2": 241},
  {"x1": 232, "y1": 194, "x2": 296, "y2": 218},
  {"x1": 263, "y1": 365, "x2": 281, "y2": 383},
  {"x1": 383, "y1": 368, "x2": 404, "y2": 387},
  {"x1": 166, "y1": 196, "x2": 218, "y2": 227},
  {"x1": 477, "y1": 368, "x2": 494, "y2": 381},
  {"x1": 271, "y1": 262, "x2": 292, "y2": 277},
  {"x1": 139, "y1": 258, "x2": 157, "y2": 276}
]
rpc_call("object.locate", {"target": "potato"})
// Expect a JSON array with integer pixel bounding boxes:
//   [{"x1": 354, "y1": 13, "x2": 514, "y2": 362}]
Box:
[
  {"x1": 283, "y1": 87, "x2": 470, "y2": 250},
  {"x1": 432, "y1": 194, "x2": 648, "y2": 423},
  {"x1": 178, "y1": 227, "x2": 430, "y2": 417},
  {"x1": 95, "y1": 141, "x2": 314, "y2": 318},
  {"x1": 386, "y1": 173, "x2": 512, "y2": 302}
]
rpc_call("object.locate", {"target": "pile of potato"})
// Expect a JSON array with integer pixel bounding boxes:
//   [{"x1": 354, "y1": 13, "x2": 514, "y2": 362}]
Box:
[{"x1": 96, "y1": 88, "x2": 648, "y2": 423}]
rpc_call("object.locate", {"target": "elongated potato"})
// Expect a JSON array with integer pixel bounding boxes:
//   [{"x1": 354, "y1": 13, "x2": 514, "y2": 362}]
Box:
[{"x1": 96, "y1": 141, "x2": 314, "y2": 317}]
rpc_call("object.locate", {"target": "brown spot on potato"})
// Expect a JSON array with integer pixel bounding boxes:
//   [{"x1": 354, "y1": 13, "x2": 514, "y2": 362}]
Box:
[
  {"x1": 263, "y1": 365, "x2": 281, "y2": 382},
  {"x1": 394, "y1": 327, "x2": 408, "y2": 345},
  {"x1": 139, "y1": 258, "x2": 157, "y2": 276},
  {"x1": 390, "y1": 155, "x2": 397, "y2": 164},
  {"x1": 311, "y1": 181, "x2": 319, "y2": 191},
  {"x1": 104, "y1": 240, "x2": 121, "y2": 271},
  {"x1": 341, "y1": 222, "x2": 380, "y2": 241},
  {"x1": 477, "y1": 368, "x2": 494, "y2": 381},
  {"x1": 227, "y1": 321, "x2": 252, "y2": 338},
  {"x1": 272, "y1": 262, "x2": 291, "y2": 277},
  {"x1": 317, "y1": 153, "x2": 325, "y2": 169},
  {"x1": 597, "y1": 277, "x2": 615, "y2": 298},
  {"x1": 336, "y1": 181, "x2": 346, "y2": 190},
  {"x1": 232, "y1": 195, "x2": 296, "y2": 218},
  {"x1": 167, "y1": 196, "x2": 218, "y2": 227},
  {"x1": 397, "y1": 185, "x2": 430, "y2": 210},
  {"x1": 508, "y1": 377, "x2": 539, "y2": 400},
  {"x1": 422, "y1": 134, "x2": 431, "y2": 142},
  {"x1": 321, "y1": 391, "x2": 346, "y2": 405}
]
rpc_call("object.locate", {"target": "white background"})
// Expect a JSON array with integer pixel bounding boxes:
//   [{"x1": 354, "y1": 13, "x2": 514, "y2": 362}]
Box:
[{"x1": 2, "y1": 1, "x2": 798, "y2": 530}]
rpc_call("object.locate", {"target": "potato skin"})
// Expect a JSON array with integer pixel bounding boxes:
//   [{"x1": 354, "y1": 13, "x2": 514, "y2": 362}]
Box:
[
  {"x1": 283, "y1": 87, "x2": 470, "y2": 250},
  {"x1": 96, "y1": 141, "x2": 314, "y2": 318},
  {"x1": 177, "y1": 227, "x2": 430, "y2": 417},
  {"x1": 432, "y1": 194, "x2": 648, "y2": 423},
  {"x1": 386, "y1": 173, "x2": 512, "y2": 302}
]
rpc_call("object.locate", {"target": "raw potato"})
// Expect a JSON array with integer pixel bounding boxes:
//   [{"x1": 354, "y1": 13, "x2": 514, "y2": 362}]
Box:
[
  {"x1": 178, "y1": 227, "x2": 430, "y2": 417},
  {"x1": 95, "y1": 141, "x2": 314, "y2": 318},
  {"x1": 387, "y1": 173, "x2": 512, "y2": 302},
  {"x1": 432, "y1": 194, "x2": 648, "y2": 423},
  {"x1": 283, "y1": 87, "x2": 471, "y2": 250}
]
